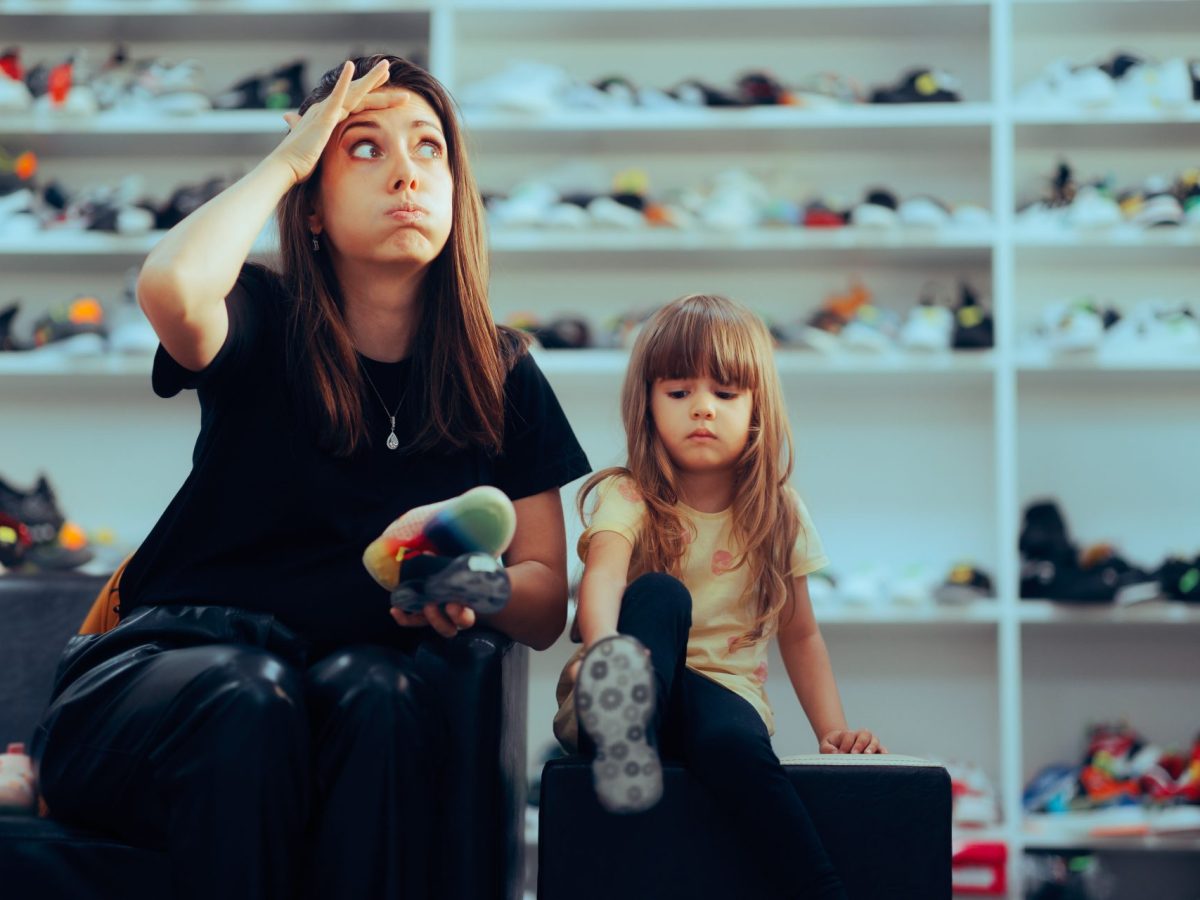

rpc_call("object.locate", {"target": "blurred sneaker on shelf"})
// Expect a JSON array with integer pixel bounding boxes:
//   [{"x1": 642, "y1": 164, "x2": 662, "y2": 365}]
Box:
[
  {"x1": 1157, "y1": 555, "x2": 1200, "y2": 603},
  {"x1": 1016, "y1": 57, "x2": 1115, "y2": 109},
  {"x1": 951, "y1": 282, "x2": 993, "y2": 350},
  {"x1": 898, "y1": 195, "x2": 952, "y2": 228},
  {"x1": 1132, "y1": 177, "x2": 1185, "y2": 228},
  {"x1": 458, "y1": 61, "x2": 583, "y2": 114},
  {"x1": 1101, "y1": 301, "x2": 1200, "y2": 359},
  {"x1": 837, "y1": 565, "x2": 889, "y2": 609},
  {"x1": 869, "y1": 66, "x2": 963, "y2": 103},
  {"x1": 0, "y1": 512, "x2": 34, "y2": 572},
  {"x1": 31, "y1": 52, "x2": 98, "y2": 117},
  {"x1": 849, "y1": 188, "x2": 900, "y2": 228},
  {"x1": 0, "y1": 472, "x2": 93, "y2": 571},
  {"x1": 30, "y1": 295, "x2": 108, "y2": 357},
  {"x1": 791, "y1": 71, "x2": 862, "y2": 109},
  {"x1": 119, "y1": 57, "x2": 210, "y2": 115},
  {"x1": 735, "y1": 70, "x2": 793, "y2": 106},
  {"x1": 889, "y1": 563, "x2": 938, "y2": 608},
  {"x1": 1064, "y1": 183, "x2": 1123, "y2": 230},
  {"x1": 840, "y1": 303, "x2": 899, "y2": 353},
  {"x1": 934, "y1": 563, "x2": 994, "y2": 605},
  {"x1": 899, "y1": 302, "x2": 954, "y2": 352},
  {"x1": 668, "y1": 78, "x2": 743, "y2": 108},
  {"x1": 942, "y1": 759, "x2": 1000, "y2": 827},
  {"x1": 0, "y1": 47, "x2": 33, "y2": 112}
]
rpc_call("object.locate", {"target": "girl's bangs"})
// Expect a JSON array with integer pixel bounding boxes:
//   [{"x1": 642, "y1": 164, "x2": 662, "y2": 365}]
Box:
[{"x1": 642, "y1": 299, "x2": 760, "y2": 389}]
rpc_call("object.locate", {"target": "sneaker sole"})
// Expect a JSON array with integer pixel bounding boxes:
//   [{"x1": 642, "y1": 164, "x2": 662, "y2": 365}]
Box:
[
  {"x1": 390, "y1": 552, "x2": 511, "y2": 615},
  {"x1": 576, "y1": 636, "x2": 661, "y2": 814}
]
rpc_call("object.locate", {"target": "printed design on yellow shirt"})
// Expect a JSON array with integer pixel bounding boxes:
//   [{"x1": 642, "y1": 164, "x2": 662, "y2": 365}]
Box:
[
  {"x1": 711, "y1": 549, "x2": 734, "y2": 576},
  {"x1": 617, "y1": 479, "x2": 642, "y2": 504}
]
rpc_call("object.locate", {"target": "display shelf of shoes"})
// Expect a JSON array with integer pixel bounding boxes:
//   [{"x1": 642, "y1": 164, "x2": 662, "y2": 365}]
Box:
[{"x1": 535, "y1": 348, "x2": 996, "y2": 376}]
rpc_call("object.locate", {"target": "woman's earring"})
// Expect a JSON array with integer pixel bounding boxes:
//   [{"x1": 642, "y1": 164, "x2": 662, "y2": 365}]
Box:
[{"x1": 310, "y1": 233, "x2": 319, "y2": 251}]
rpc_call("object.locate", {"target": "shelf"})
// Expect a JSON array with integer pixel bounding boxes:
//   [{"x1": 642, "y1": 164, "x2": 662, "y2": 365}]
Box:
[
  {"x1": 0, "y1": 0, "x2": 428, "y2": 14},
  {"x1": 0, "y1": 110, "x2": 290, "y2": 137},
  {"x1": 1016, "y1": 353, "x2": 1200, "y2": 373},
  {"x1": 488, "y1": 228, "x2": 994, "y2": 261},
  {"x1": 454, "y1": 0, "x2": 990, "y2": 10},
  {"x1": 464, "y1": 104, "x2": 995, "y2": 133},
  {"x1": 0, "y1": 349, "x2": 996, "y2": 381},
  {"x1": 0, "y1": 227, "x2": 994, "y2": 261},
  {"x1": 0, "y1": 353, "x2": 153, "y2": 379},
  {"x1": 534, "y1": 348, "x2": 995, "y2": 377},
  {"x1": 813, "y1": 601, "x2": 1001, "y2": 626},
  {"x1": 1019, "y1": 600, "x2": 1200, "y2": 625},
  {"x1": 1013, "y1": 105, "x2": 1200, "y2": 126},
  {"x1": 1023, "y1": 811, "x2": 1200, "y2": 853}
]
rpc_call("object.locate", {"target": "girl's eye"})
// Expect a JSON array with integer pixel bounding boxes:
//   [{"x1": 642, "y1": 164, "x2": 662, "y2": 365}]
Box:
[
  {"x1": 349, "y1": 141, "x2": 382, "y2": 160},
  {"x1": 415, "y1": 139, "x2": 443, "y2": 159},
  {"x1": 717, "y1": 391, "x2": 739, "y2": 400},
  {"x1": 667, "y1": 390, "x2": 689, "y2": 399}
]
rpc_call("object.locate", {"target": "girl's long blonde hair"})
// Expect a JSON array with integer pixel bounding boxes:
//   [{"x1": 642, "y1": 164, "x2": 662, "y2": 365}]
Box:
[{"x1": 578, "y1": 294, "x2": 801, "y2": 650}]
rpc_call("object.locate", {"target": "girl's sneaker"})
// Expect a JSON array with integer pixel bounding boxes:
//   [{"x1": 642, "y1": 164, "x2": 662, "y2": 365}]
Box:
[
  {"x1": 389, "y1": 551, "x2": 511, "y2": 616},
  {"x1": 576, "y1": 635, "x2": 661, "y2": 814},
  {"x1": 363, "y1": 485, "x2": 517, "y2": 591}
]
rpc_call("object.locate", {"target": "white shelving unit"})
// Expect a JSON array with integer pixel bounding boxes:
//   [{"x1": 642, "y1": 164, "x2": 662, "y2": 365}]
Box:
[{"x1": 3, "y1": 2, "x2": 1199, "y2": 896}]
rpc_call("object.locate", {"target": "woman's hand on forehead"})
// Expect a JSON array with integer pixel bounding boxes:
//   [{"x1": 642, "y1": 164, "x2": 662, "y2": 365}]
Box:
[{"x1": 272, "y1": 60, "x2": 398, "y2": 186}]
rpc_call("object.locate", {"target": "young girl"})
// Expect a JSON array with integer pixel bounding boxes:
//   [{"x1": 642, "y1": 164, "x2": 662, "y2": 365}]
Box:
[
  {"x1": 553, "y1": 294, "x2": 884, "y2": 900},
  {"x1": 32, "y1": 56, "x2": 589, "y2": 900}
]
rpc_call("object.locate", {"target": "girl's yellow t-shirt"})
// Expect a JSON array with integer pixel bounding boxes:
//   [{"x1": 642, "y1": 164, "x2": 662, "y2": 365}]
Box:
[{"x1": 554, "y1": 475, "x2": 829, "y2": 749}]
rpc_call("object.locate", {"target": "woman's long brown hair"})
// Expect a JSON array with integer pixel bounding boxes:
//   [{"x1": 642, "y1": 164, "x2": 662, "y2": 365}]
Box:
[
  {"x1": 578, "y1": 295, "x2": 803, "y2": 650},
  {"x1": 276, "y1": 54, "x2": 521, "y2": 456}
]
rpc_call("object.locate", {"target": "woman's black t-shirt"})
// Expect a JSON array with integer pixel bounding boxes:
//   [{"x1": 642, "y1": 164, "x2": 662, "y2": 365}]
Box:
[{"x1": 118, "y1": 264, "x2": 591, "y2": 649}]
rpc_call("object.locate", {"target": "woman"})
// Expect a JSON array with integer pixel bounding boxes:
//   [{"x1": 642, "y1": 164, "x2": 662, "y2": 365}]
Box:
[{"x1": 31, "y1": 56, "x2": 590, "y2": 899}]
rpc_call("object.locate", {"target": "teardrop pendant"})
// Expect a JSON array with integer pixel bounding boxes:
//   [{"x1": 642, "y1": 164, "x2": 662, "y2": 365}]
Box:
[{"x1": 386, "y1": 431, "x2": 399, "y2": 451}]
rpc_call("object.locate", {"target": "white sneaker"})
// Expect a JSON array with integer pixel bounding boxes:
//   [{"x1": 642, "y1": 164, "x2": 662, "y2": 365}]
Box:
[
  {"x1": 1065, "y1": 185, "x2": 1122, "y2": 229},
  {"x1": 900, "y1": 302, "x2": 953, "y2": 352}
]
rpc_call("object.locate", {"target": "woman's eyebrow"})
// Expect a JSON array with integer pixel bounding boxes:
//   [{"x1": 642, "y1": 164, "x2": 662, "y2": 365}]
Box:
[{"x1": 340, "y1": 118, "x2": 444, "y2": 140}]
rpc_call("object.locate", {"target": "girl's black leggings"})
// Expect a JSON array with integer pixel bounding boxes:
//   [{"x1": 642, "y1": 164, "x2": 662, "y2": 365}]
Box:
[{"x1": 583, "y1": 572, "x2": 848, "y2": 900}]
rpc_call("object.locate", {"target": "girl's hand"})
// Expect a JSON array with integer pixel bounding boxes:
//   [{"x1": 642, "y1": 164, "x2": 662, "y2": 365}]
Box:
[
  {"x1": 270, "y1": 59, "x2": 400, "y2": 186},
  {"x1": 568, "y1": 629, "x2": 623, "y2": 681},
  {"x1": 390, "y1": 602, "x2": 476, "y2": 639},
  {"x1": 819, "y1": 729, "x2": 887, "y2": 755}
]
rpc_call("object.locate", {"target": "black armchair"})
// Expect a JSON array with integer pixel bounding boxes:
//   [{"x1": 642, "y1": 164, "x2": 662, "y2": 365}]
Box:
[{"x1": 0, "y1": 573, "x2": 529, "y2": 900}]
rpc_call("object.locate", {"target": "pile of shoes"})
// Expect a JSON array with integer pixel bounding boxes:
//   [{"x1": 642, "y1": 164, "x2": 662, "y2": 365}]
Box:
[
  {"x1": 458, "y1": 61, "x2": 968, "y2": 115},
  {"x1": 1019, "y1": 499, "x2": 1195, "y2": 603},
  {"x1": 0, "y1": 43, "x2": 307, "y2": 116},
  {"x1": 1017, "y1": 50, "x2": 1200, "y2": 112},
  {"x1": 1018, "y1": 161, "x2": 1200, "y2": 233}
]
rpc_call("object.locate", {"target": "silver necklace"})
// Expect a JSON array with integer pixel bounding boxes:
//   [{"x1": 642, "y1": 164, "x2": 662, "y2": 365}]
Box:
[{"x1": 360, "y1": 362, "x2": 407, "y2": 451}]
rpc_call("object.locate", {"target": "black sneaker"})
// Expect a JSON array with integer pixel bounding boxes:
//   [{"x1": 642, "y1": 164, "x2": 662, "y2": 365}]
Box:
[
  {"x1": 1157, "y1": 555, "x2": 1200, "y2": 603},
  {"x1": 389, "y1": 551, "x2": 510, "y2": 615},
  {"x1": 1019, "y1": 499, "x2": 1079, "y2": 599},
  {"x1": 869, "y1": 67, "x2": 963, "y2": 103},
  {"x1": 952, "y1": 282, "x2": 993, "y2": 350},
  {"x1": 263, "y1": 60, "x2": 305, "y2": 110},
  {"x1": 0, "y1": 473, "x2": 92, "y2": 570},
  {"x1": 575, "y1": 634, "x2": 661, "y2": 814}
]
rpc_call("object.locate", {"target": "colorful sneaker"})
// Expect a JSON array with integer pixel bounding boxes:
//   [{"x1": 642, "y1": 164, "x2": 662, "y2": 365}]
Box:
[
  {"x1": 869, "y1": 67, "x2": 963, "y2": 104},
  {"x1": 363, "y1": 485, "x2": 517, "y2": 591},
  {"x1": 576, "y1": 635, "x2": 661, "y2": 814},
  {"x1": 389, "y1": 551, "x2": 511, "y2": 615}
]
